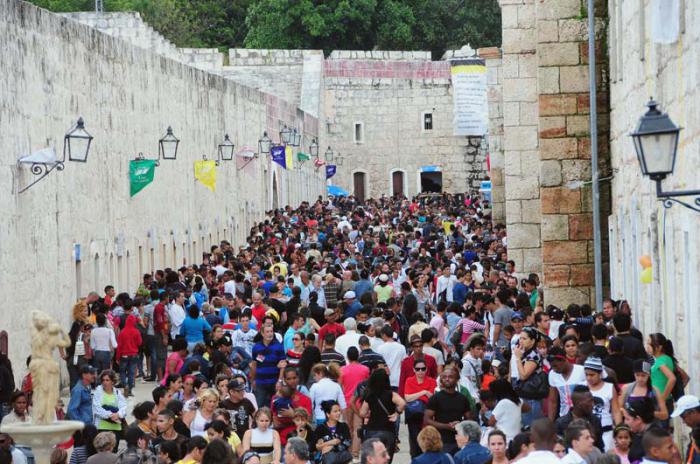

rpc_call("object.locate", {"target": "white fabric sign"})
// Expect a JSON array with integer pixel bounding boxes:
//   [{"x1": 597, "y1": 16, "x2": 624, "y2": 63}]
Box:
[{"x1": 451, "y1": 59, "x2": 488, "y2": 136}]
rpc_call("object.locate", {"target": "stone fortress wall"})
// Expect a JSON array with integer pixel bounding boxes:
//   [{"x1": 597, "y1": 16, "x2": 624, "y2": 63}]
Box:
[
  {"x1": 0, "y1": 1, "x2": 325, "y2": 372},
  {"x1": 60, "y1": 11, "x2": 503, "y2": 214}
]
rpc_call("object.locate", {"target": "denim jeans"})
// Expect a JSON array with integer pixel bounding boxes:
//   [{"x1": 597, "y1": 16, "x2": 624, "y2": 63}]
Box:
[
  {"x1": 119, "y1": 355, "x2": 138, "y2": 389},
  {"x1": 521, "y1": 398, "x2": 543, "y2": 428},
  {"x1": 93, "y1": 351, "x2": 112, "y2": 375},
  {"x1": 406, "y1": 416, "x2": 423, "y2": 458},
  {"x1": 255, "y1": 383, "x2": 276, "y2": 409}
]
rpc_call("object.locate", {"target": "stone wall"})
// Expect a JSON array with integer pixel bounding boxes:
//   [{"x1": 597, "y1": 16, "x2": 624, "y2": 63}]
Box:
[
  {"x1": 322, "y1": 51, "x2": 488, "y2": 199},
  {"x1": 536, "y1": 0, "x2": 610, "y2": 305},
  {"x1": 607, "y1": 0, "x2": 700, "y2": 393},
  {"x1": 0, "y1": 0, "x2": 324, "y2": 375},
  {"x1": 501, "y1": 0, "x2": 542, "y2": 277},
  {"x1": 481, "y1": 47, "x2": 505, "y2": 222}
]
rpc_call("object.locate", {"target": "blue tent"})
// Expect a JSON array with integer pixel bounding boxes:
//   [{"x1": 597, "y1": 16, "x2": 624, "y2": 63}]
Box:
[{"x1": 327, "y1": 185, "x2": 349, "y2": 197}]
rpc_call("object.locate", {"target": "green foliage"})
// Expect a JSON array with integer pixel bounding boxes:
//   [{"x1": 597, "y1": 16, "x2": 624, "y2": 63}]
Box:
[{"x1": 27, "y1": 0, "x2": 501, "y2": 57}]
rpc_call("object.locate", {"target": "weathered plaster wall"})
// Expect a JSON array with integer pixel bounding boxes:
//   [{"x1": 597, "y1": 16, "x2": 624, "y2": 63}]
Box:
[
  {"x1": 0, "y1": 0, "x2": 324, "y2": 376},
  {"x1": 607, "y1": 0, "x2": 700, "y2": 395}
]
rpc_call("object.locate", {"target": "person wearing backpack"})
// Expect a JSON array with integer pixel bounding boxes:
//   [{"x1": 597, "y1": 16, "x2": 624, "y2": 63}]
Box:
[{"x1": 646, "y1": 333, "x2": 689, "y2": 416}]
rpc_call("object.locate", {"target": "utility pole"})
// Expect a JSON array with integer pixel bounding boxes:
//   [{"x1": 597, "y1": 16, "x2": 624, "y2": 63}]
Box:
[
  {"x1": 95, "y1": 0, "x2": 103, "y2": 12},
  {"x1": 587, "y1": 0, "x2": 603, "y2": 311}
]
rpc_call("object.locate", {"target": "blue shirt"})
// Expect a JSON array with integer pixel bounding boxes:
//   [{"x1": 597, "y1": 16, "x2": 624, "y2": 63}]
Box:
[
  {"x1": 283, "y1": 327, "x2": 298, "y2": 352},
  {"x1": 67, "y1": 382, "x2": 92, "y2": 425},
  {"x1": 412, "y1": 451, "x2": 454, "y2": 464},
  {"x1": 180, "y1": 317, "x2": 212, "y2": 343},
  {"x1": 353, "y1": 280, "x2": 373, "y2": 299},
  {"x1": 252, "y1": 339, "x2": 286, "y2": 386},
  {"x1": 344, "y1": 301, "x2": 362, "y2": 319},
  {"x1": 455, "y1": 442, "x2": 492, "y2": 464},
  {"x1": 453, "y1": 282, "x2": 468, "y2": 305}
]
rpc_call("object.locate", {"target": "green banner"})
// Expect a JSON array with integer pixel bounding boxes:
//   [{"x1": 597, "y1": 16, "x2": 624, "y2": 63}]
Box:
[
  {"x1": 297, "y1": 152, "x2": 310, "y2": 161},
  {"x1": 129, "y1": 159, "x2": 157, "y2": 197}
]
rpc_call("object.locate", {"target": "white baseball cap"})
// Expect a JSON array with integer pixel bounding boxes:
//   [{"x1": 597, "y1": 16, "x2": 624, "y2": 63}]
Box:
[
  {"x1": 671, "y1": 395, "x2": 700, "y2": 418},
  {"x1": 343, "y1": 291, "x2": 356, "y2": 299}
]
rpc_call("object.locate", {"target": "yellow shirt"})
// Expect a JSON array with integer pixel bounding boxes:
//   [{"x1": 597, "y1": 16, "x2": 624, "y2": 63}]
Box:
[{"x1": 176, "y1": 460, "x2": 196, "y2": 464}]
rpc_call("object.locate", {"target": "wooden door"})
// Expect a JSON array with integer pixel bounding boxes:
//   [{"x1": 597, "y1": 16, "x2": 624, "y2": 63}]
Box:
[
  {"x1": 392, "y1": 171, "x2": 404, "y2": 197},
  {"x1": 353, "y1": 172, "x2": 366, "y2": 203}
]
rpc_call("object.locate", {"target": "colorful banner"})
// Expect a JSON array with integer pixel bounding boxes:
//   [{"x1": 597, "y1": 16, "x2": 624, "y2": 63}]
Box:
[
  {"x1": 271, "y1": 145, "x2": 286, "y2": 169},
  {"x1": 326, "y1": 165, "x2": 337, "y2": 179},
  {"x1": 297, "y1": 152, "x2": 310, "y2": 162},
  {"x1": 129, "y1": 159, "x2": 157, "y2": 197},
  {"x1": 285, "y1": 145, "x2": 294, "y2": 170},
  {"x1": 194, "y1": 160, "x2": 216, "y2": 192},
  {"x1": 451, "y1": 58, "x2": 488, "y2": 136}
]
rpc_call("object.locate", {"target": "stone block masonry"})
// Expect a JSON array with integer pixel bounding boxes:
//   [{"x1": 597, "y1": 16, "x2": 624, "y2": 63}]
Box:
[
  {"x1": 499, "y1": 0, "x2": 610, "y2": 307},
  {"x1": 0, "y1": 0, "x2": 324, "y2": 375}
]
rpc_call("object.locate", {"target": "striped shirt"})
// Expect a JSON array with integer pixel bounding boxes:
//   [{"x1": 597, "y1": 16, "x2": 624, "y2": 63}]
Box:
[{"x1": 252, "y1": 340, "x2": 286, "y2": 386}]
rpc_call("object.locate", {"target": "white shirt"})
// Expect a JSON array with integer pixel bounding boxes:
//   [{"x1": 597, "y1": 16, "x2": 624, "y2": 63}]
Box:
[
  {"x1": 309, "y1": 377, "x2": 346, "y2": 421},
  {"x1": 377, "y1": 340, "x2": 407, "y2": 387},
  {"x1": 90, "y1": 326, "x2": 117, "y2": 351},
  {"x1": 516, "y1": 450, "x2": 562, "y2": 464},
  {"x1": 168, "y1": 303, "x2": 186, "y2": 340},
  {"x1": 335, "y1": 330, "x2": 362, "y2": 362},
  {"x1": 223, "y1": 280, "x2": 237, "y2": 297},
  {"x1": 492, "y1": 399, "x2": 522, "y2": 444},
  {"x1": 549, "y1": 364, "x2": 587, "y2": 417},
  {"x1": 436, "y1": 275, "x2": 458, "y2": 302},
  {"x1": 460, "y1": 353, "x2": 482, "y2": 401},
  {"x1": 560, "y1": 449, "x2": 586, "y2": 464}
]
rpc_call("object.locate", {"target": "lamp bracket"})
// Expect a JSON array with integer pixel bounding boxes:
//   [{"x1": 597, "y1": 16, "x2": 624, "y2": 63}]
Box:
[
  {"x1": 17, "y1": 161, "x2": 65, "y2": 194},
  {"x1": 655, "y1": 179, "x2": 700, "y2": 213}
]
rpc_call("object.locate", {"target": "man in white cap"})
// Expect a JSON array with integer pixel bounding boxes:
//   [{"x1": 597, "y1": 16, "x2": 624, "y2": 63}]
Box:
[
  {"x1": 671, "y1": 395, "x2": 700, "y2": 429},
  {"x1": 343, "y1": 290, "x2": 362, "y2": 319},
  {"x1": 671, "y1": 394, "x2": 700, "y2": 461}
]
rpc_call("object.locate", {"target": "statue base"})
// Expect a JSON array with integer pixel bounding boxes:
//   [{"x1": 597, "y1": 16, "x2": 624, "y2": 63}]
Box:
[{"x1": 1, "y1": 420, "x2": 84, "y2": 464}]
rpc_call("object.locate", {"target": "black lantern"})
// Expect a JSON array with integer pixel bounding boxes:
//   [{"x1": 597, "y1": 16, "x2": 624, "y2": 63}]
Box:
[
  {"x1": 159, "y1": 126, "x2": 179, "y2": 161},
  {"x1": 309, "y1": 138, "x2": 319, "y2": 159},
  {"x1": 259, "y1": 132, "x2": 272, "y2": 155},
  {"x1": 64, "y1": 117, "x2": 93, "y2": 162},
  {"x1": 325, "y1": 146, "x2": 334, "y2": 162},
  {"x1": 291, "y1": 128, "x2": 302, "y2": 147},
  {"x1": 631, "y1": 99, "x2": 681, "y2": 181},
  {"x1": 630, "y1": 99, "x2": 700, "y2": 212},
  {"x1": 218, "y1": 134, "x2": 235, "y2": 161},
  {"x1": 280, "y1": 125, "x2": 292, "y2": 145}
]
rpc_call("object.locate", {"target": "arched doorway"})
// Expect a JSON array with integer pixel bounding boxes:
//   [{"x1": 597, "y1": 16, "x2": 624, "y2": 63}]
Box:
[
  {"x1": 353, "y1": 171, "x2": 367, "y2": 203},
  {"x1": 391, "y1": 170, "x2": 406, "y2": 197}
]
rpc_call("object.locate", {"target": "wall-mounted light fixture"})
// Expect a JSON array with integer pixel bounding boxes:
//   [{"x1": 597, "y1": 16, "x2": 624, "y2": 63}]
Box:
[{"x1": 17, "y1": 117, "x2": 94, "y2": 193}]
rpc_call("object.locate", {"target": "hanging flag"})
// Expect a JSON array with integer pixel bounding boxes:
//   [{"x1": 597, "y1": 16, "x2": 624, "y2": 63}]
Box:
[
  {"x1": 314, "y1": 159, "x2": 326, "y2": 168},
  {"x1": 297, "y1": 152, "x2": 310, "y2": 162},
  {"x1": 194, "y1": 160, "x2": 217, "y2": 192},
  {"x1": 326, "y1": 164, "x2": 337, "y2": 179},
  {"x1": 271, "y1": 145, "x2": 286, "y2": 169},
  {"x1": 129, "y1": 159, "x2": 157, "y2": 197},
  {"x1": 285, "y1": 145, "x2": 294, "y2": 170}
]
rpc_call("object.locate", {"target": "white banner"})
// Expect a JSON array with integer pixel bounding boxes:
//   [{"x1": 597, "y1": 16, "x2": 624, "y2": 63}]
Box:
[{"x1": 451, "y1": 59, "x2": 488, "y2": 136}]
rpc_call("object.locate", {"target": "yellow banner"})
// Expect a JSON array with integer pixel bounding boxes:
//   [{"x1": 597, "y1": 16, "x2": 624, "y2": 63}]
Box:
[
  {"x1": 194, "y1": 160, "x2": 216, "y2": 192},
  {"x1": 285, "y1": 145, "x2": 294, "y2": 170},
  {"x1": 451, "y1": 65, "x2": 486, "y2": 75}
]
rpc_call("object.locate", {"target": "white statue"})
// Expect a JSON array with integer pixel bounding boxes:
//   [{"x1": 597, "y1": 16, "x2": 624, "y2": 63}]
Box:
[{"x1": 28, "y1": 311, "x2": 70, "y2": 425}]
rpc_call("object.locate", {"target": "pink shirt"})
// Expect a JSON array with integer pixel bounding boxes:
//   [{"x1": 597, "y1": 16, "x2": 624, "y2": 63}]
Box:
[
  {"x1": 161, "y1": 352, "x2": 184, "y2": 385},
  {"x1": 340, "y1": 362, "x2": 369, "y2": 405}
]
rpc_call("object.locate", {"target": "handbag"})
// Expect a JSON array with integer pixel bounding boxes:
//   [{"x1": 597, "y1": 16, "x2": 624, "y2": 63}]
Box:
[
  {"x1": 321, "y1": 450, "x2": 353, "y2": 464},
  {"x1": 515, "y1": 370, "x2": 549, "y2": 399},
  {"x1": 404, "y1": 399, "x2": 426, "y2": 420}
]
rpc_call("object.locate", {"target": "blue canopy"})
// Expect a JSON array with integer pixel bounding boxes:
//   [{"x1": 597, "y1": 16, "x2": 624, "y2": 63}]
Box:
[{"x1": 327, "y1": 185, "x2": 349, "y2": 196}]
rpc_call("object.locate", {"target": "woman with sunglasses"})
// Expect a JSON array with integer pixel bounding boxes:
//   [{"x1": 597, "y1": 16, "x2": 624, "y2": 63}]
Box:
[
  {"x1": 513, "y1": 327, "x2": 546, "y2": 427},
  {"x1": 286, "y1": 332, "x2": 304, "y2": 368},
  {"x1": 403, "y1": 358, "x2": 437, "y2": 458}
]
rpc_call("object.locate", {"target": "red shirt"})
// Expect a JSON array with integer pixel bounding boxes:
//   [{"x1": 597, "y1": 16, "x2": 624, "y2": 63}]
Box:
[
  {"x1": 318, "y1": 322, "x2": 346, "y2": 344},
  {"x1": 272, "y1": 391, "x2": 312, "y2": 445},
  {"x1": 398, "y1": 354, "x2": 437, "y2": 396},
  {"x1": 116, "y1": 315, "x2": 142, "y2": 358},
  {"x1": 403, "y1": 375, "x2": 437, "y2": 403},
  {"x1": 153, "y1": 302, "x2": 167, "y2": 334},
  {"x1": 251, "y1": 304, "x2": 267, "y2": 324}
]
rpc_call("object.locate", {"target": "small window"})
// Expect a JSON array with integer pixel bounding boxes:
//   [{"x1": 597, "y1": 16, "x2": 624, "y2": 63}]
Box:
[
  {"x1": 354, "y1": 122, "x2": 364, "y2": 143},
  {"x1": 423, "y1": 112, "x2": 433, "y2": 131}
]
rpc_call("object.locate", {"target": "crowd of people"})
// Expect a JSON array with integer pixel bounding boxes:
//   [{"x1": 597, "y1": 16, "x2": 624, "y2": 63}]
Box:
[{"x1": 0, "y1": 192, "x2": 697, "y2": 464}]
